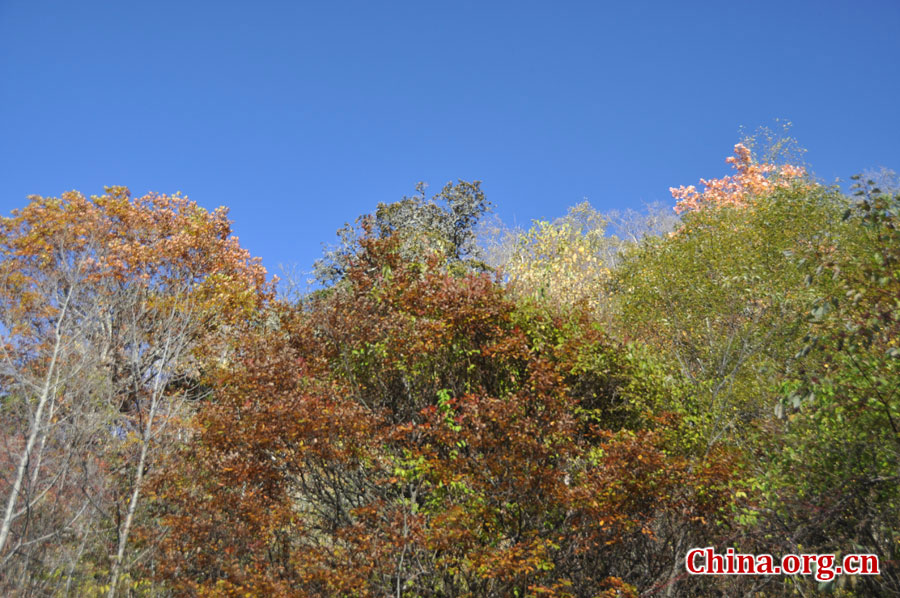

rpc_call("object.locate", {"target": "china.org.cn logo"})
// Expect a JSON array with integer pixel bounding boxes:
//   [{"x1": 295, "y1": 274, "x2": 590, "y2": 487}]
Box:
[{"x1": 686, "y1": 547, "x2": 879, "y2": 582}]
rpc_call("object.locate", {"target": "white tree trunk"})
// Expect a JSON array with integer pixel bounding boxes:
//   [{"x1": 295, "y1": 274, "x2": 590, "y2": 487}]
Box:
[{"x1": 0, "y1": 290, "x2": 71, "y2": 558}]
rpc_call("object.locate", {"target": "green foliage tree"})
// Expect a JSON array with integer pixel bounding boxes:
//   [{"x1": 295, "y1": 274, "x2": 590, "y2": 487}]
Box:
[
  {"x1": 755, "y1": 182, "x2": 900, "y2": 596},
  {"x1": 610, "y1": 184, "x2": 848, "y2": 452}
]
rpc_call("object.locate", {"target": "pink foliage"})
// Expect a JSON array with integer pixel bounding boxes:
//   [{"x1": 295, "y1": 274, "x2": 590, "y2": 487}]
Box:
[{"x1": 671, "y1": 144, "x2": 805, "y2": 214}]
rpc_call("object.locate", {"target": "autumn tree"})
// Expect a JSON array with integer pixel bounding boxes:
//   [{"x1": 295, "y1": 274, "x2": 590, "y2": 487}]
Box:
[
  {"x1": 482, "y1": 199, "x2": 682, "y2": 320},
  {"x1": 670, "y1": 143, "x2": 805, "y2": 214},
  {"x1": 153, "y1": 215, "x2": 735, "y2": 597},
  {"x1": 0, "y1": 187, "x2": 269, "y2": 596},
  {"x1": 494, "y1": 202, "x2": 613, "y2": 313}
]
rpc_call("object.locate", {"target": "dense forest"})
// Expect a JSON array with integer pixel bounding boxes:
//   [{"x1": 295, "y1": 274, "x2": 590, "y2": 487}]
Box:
[{"x1": 1, "y1": 137, "x2": 898, "y2": 597}]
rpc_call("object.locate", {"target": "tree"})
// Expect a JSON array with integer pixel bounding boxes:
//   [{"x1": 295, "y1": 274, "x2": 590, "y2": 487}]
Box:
[
  {"x1": 487, "y1": 202, "x2": 615, "y2": 313},
  {"x1": 313, "y1": 180, "x2": 490, "y2": 285},
  {"x1": 757, "y1": 183, "x2": 900, "y2": 596},
  {"x1": 611, "y1": 169, "x2": 844, "y2": 454},
  {"x1": 482, "y1": 200, "x2": 683, "y2": 317},
  {"x1": 608, "y1": 147, "x2": 900, "y2": 596},
  {"x1": 154, "y1": 224, "x2": 735, "y2": 597},
  {"x1": 0, "y1": 187, "x2": 269, "y2": 596},
  {"x1": 670, "y1": 143, "x2": 805, "y2": 214}
]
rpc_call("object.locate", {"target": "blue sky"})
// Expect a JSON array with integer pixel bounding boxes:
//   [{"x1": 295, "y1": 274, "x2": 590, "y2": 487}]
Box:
[{"x1": 2, "y1": 1, "x2": 898, "y2": 279}]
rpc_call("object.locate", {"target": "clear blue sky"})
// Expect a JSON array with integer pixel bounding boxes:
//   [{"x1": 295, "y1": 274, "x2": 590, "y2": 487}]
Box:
[{"x1": 2, "y1": 0, "x2": 898, "y2": 278}]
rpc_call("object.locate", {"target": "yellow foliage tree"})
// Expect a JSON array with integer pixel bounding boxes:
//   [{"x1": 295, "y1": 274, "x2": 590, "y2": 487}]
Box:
[{"x1": 502, "y1": 202, "x2": 612, "y2": 311}]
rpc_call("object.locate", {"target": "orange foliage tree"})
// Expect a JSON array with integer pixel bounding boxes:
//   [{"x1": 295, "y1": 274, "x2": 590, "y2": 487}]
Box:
[
  {"x1": 670, "y1": 143, "x2": 805, "y2": 214},
  {"x1": 0, "y1": 187, "x2": 270, "y2": 596}
]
